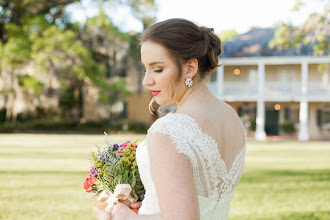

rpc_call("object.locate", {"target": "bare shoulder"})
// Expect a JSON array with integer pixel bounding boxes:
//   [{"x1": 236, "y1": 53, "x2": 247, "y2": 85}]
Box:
[
  {"x1": 218, "y1": 100, "x2": 246, "y2": 147},
  {"x1": 200, "y1": 98, "x2": 245, "y2": 148},
  {"x1": 178, "y1": 98, "x2": 245, "y2": 147}
]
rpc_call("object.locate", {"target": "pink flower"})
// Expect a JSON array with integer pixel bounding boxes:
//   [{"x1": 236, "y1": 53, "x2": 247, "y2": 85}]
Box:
[
  {"x1": 84, "y1": 176, "x2": 97, "y2": 193},
  {"x1": 90, "y1": 176, "x2": 97, "y2": 185},
  {"x1": 114, "y1": 149, "x2": 123, "y2": 154},
  {"x1": 121, "y1": 141, "x2": 130, "y2": 148},
  {"x1": 84, "y1": 177, "x2": 92, "y2": 193}
]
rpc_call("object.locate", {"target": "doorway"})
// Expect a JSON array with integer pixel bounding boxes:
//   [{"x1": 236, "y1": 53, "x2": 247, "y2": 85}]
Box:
[{"x1": 265, "y1": 109, "x2": 279, "y2": 135}]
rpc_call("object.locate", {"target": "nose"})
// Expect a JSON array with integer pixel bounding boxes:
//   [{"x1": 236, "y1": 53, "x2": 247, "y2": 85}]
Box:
[{"x1": 142, "y1": 70, "x2": 155, "y2": 87}]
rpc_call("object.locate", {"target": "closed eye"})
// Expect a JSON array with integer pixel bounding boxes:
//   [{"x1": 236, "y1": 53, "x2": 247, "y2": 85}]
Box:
[{"x1": 154, "y1": 69, "x2": 163, "y2": 73}]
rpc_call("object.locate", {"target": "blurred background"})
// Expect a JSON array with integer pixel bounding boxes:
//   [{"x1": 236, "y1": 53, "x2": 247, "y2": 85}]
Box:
[
  {"x1": 0, "y1": 0, "x2": 329, "y2": 219},
  {"x1": 0, "y1": 0, "x2": 328, "y2": 138}
]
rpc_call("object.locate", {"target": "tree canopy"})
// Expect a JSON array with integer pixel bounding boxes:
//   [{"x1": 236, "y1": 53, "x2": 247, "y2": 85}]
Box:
[
  {"x1": 269, "y1": 0, "x2": 329, "y2": 56},
  {"x1": 0, "y1": 0, "x2": 156, "y2": 123}
]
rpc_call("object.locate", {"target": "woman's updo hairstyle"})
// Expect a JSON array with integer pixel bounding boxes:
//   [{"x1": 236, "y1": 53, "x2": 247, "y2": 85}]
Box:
[
  {"x1": 140, "y1": 18, "x2": 222, "y2": 115},
  {"x1": 140, "y1": 18, "x2": 222, "y2": 80}
]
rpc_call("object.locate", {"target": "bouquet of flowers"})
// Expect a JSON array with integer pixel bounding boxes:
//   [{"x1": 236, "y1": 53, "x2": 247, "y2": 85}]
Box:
[{"x1": 84, "y1": 134, "x2": 145, "y2": 219}]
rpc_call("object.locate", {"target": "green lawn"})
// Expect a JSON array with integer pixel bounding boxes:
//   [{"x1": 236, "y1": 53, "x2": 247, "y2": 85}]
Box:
[{"x1": 0, "y1": 134, "x2": 329, "y2": 220}]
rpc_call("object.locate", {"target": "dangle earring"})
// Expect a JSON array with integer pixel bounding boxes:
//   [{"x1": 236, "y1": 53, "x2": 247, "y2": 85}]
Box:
[{"x1": 185, "y1": 77, "x2": 193, "y2": 88}]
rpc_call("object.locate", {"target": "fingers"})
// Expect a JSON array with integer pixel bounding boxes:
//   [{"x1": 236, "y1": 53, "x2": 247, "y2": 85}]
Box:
[{"x1": 129, "y1": 201, "x2": 142, "y2": 209}]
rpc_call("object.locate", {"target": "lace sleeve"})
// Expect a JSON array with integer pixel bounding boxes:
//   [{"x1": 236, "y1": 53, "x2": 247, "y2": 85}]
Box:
[{"x1": 147, "y1": 116, "x2": 204, "y2": 195}]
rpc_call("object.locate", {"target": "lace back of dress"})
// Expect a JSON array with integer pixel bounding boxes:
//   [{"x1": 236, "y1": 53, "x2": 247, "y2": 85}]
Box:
[{"x1": 147, "y1": 112, "x2": 246, "y2": 217}]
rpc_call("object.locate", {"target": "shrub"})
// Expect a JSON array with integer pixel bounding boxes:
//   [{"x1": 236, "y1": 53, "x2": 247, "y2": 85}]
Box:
[{"x1": 281, "y1": 121, "x2": 295, "y2": 133}]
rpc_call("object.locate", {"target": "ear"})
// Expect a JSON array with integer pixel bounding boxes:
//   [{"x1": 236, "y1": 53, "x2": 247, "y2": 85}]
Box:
[{"x1": 185, "y1": 58, "x2": 198, "y2": 78}]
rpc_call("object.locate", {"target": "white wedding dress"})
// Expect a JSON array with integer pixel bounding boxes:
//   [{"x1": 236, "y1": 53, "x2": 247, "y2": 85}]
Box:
[{"x1": 136, "y1": 112, "x2": 246, "y2": 219}]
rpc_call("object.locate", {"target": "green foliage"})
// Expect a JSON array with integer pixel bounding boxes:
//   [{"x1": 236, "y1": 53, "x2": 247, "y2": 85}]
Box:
[
  {"x1": 218, "y1": 29, "x2": 238, "y2": 42},
  {"x1": 17, "y1": 75, "x2": 44, "y2": 95},
  {"x1": 0, "y1": 117, "x2": 149, "y2": 134},
  {"x1": 281, "y1": 121, "x2": 296, "y2": 133},
  {"x1": 270, "y1": 0, "x2": 329, "y2": 56},
  {"x1": 291, "y1": 0, "x2": 304, "y2": 11},
  {"x1": 269, "y1": 24, "x2": 293, "y2": 50},
  {"x1": 0, "y1": 0, "x2": 157, "y2": 123},
  {"x1": 0, "y1": 0, "x2": 79, "y2": 45},
  {"x1": 97, "y1": 0, "x2": 156, "y2": 29},
  {"x1": 249, "y1": 120, "x2": 256, "y2": 132},
  {"x1": 2, "y1": 23, "x2": 31, "y2": 68}
]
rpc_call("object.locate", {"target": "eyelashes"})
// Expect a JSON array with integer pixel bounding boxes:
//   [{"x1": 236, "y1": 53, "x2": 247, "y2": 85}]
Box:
[{"x1": 143, "y1": 69, "x2": 163, "y2": 73}]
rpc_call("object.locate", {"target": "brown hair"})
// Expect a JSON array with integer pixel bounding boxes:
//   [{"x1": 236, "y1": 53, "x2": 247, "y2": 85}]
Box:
[{"x1": 140, "y1": 18, "x2": 222, "y2": 115}]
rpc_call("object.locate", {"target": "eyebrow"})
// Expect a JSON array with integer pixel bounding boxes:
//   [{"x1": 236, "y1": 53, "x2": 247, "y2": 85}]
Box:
[{"x1": 149, "y1": 62, "x2": 165, "y2": 65}]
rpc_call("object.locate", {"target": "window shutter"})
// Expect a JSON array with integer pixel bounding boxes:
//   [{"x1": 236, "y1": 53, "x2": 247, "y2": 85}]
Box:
[
  {"x1": 122, "y1": 102, "x2": 128, "y2": 119},
  {"x1": 317, "y1": 109, "x2": 322, "y2": 127},
  {"x1": 284, "y1": 107, "x2": 290, "y2": 121},
  {"x1": 238, "y1": 107, "x2": 243, "y2": 117}
]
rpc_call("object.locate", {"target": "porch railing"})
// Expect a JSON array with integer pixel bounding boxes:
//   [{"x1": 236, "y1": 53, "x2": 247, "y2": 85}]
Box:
[
  {"x1": 207, "y1": 81, "x2": 330, "y2": 101},
  {"x1": 265, "y1": 82, "x2": 301, "y2": 98}
]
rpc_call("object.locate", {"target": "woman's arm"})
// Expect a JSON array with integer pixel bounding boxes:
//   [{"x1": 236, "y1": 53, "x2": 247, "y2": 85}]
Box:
[
  {"x1": 147, "y1": 132, "x2": 200, "y2": 220},
  {"x1": 111, "y1": 132, "x2": 199, "y2": 220},
  {"x1": 130, "y1": 213, "x2": 162, "y2": 220}
]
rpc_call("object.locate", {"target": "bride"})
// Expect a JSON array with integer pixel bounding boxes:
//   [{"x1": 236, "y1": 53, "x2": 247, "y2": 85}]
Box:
[{"x1": 110, "y1": 18, "x2": 246, "y2": 220}]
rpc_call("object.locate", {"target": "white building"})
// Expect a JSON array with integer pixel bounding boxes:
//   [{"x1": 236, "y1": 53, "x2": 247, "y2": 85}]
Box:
[{"x1": 207, "y1": 28, "x2": 330, "y2": 141}]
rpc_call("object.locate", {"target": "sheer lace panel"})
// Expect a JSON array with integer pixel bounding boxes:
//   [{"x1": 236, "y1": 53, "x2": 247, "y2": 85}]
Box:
[{"x1": 147, "y1": 112, "x2": 246, "y2": 200}]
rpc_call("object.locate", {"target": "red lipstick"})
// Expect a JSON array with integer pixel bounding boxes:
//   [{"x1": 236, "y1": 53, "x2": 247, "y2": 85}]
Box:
[{"x1": 150, "y1": 89, "x2": 160, "y2": 96}]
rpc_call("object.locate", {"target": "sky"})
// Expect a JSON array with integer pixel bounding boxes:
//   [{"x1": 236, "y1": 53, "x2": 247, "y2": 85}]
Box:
[{"x1": 67, "y1": 0, "x2": 325, "y2": 34}]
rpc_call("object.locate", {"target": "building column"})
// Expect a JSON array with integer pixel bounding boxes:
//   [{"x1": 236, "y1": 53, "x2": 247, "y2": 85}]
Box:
[
  {"x1": 298, "y1": 60, "x2": 310, "y2": 141},
  {"x1": 217, "y1": 64, "x2": 224, "y2": 98},
  {"x1": 254, "y1": 62, "x2": 266, "y2": 140}
]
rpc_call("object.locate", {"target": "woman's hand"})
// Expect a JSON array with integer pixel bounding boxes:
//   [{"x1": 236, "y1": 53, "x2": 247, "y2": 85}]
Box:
[
  {"x1": 130, "y1": 201, "x2": 142, "y2": 214},
  {"x1": 111, "y1": 203, "x2": 137, "y2": 220}
]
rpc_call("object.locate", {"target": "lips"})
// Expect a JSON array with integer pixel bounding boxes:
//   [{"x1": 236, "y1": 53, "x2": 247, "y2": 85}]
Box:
[{"x1": 150, "y1": 89, "x2": 160, "y2": 96}]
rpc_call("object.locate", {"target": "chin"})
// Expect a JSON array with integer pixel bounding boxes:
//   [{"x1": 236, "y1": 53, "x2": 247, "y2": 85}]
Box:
[{"x1": 155, "y1": 98, "x2": 172, "y2": 106}]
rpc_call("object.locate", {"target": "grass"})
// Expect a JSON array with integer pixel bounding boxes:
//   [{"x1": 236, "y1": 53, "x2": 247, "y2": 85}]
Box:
[{"x1": 0, "y1": 134, "x2": 329, "y2": 220}]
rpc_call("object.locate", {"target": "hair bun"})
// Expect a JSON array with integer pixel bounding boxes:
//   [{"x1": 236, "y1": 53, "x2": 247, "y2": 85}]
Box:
[
  {"x1": 198, "y1": 26, "x2": 222, "y2": 74},
  {"x1": 141, "y1": 18, "x2": 222, "y2": 78}
]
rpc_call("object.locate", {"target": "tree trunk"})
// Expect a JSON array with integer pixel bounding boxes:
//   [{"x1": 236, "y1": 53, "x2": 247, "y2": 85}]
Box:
[
  {"x1": 73, "y1": 86, "x2": 80, "y2": 122},
  {"x1": 5, "y1": 92, "x2": 13, "y2": 121}
]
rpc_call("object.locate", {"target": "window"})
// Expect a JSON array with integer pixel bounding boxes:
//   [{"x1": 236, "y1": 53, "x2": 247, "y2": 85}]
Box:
[
  {"x1": 323, "y1": 111, "x2": 330, "y2": 124},
  {"x1": 278, "y1": 67, "x2": 296, "y2": 83},
  {"x1": 290, "y1": 107, "x2": 299, "y2": 124},
  {"x1": 249, "y1": 69, "x2": 258, "y2": 84},
  {"x1": 317, "y1": 104, "x2": 330, "y2": 128}
]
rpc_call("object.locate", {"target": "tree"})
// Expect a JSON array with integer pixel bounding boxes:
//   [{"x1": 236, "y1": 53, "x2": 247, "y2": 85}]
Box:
[
  {"x1": 0, "y1": 0, "x2": 156, "y2": 124},
  {"x1": 0, "y1": 0, "x2": 79, "y2": 123},
  {"x1": 218, "y1": 29, "x2": 238, "y2": 42},
  {"x1": 0, "y1": 19, "x2": 35, "y2": 122},
  {"x1": 269, "y1": 0, "x2": 329, "y2": 56},
  {"x1": 94, "y1": 0, "x2": 156, "y2": 29},
  {"x1": 0, "y1": 0, "x2": 78, "y2": 43}
]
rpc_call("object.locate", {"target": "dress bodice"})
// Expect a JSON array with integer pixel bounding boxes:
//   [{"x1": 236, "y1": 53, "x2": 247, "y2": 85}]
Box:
[{"x1": 136, "y1": 112, "x2": 246, "y2": 219}]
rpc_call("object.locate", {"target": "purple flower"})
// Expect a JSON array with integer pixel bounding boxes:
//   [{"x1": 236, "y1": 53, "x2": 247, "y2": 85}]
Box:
[
  {"x1": 99, "y1": 155, "x2": 105, "y2": 161},
  {"x1": 91, "y1": 167, "x2": 98, "y2": 176}
]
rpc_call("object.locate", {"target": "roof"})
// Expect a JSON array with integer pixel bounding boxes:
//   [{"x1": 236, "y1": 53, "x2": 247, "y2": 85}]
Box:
[{"x1": 221, "y1": 28, "x2": 315, "y2": 58}]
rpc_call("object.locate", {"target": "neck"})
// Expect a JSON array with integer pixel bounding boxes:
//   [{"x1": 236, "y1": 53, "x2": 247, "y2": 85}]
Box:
[{"x1": 176, "y1": 80, "x2": 213, "y2": 110}]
